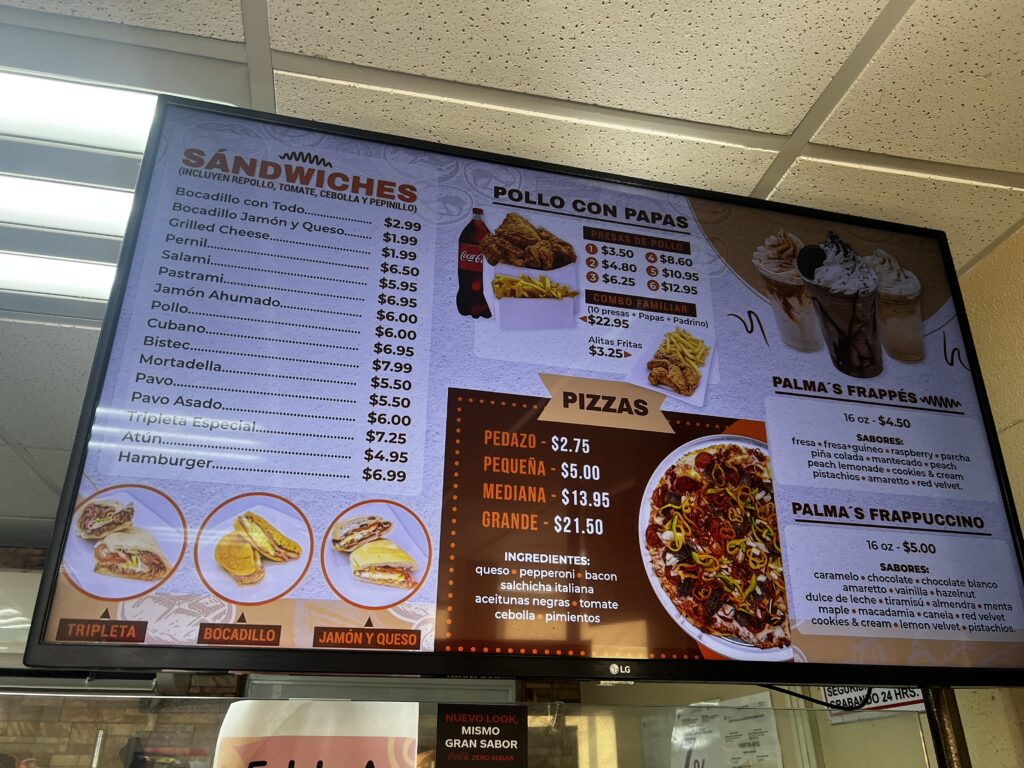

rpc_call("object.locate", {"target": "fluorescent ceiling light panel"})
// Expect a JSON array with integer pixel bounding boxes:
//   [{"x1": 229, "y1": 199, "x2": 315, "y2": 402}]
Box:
[
  {"x1": 0, "y1": 251, "x2": 115, "y2": 300},
  {"x1": 0, "y1": 175, "x2": 132, "y2": 236},
  {"x1": 0, "y1": 72, "x2": 156, "y2": 152}
]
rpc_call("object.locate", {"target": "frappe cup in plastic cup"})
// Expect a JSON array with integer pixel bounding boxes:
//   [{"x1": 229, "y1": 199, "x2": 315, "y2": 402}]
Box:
[
  {"x1": 752, "y1": 230, "x2": 822, "y2": 351},
  {"x1": 754, "y1": 262, "x2": 823, "y2": 351},
  {"x1": 798, "y1": 233, "x2": 883, "y2": 378},
  {"x1": 865, "y1": 249, "x2": 924, "y2": 363},
  {"x1": 805, "y1": 282, "x2": 882, "y2": 377},
  {"x1": 878, "y1": 290, "x2": 924, "y2": 361}
]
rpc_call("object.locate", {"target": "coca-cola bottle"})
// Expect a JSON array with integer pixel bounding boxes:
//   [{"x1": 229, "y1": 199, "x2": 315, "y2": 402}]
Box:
[{"x1": 456, "y1": 208, "x2": 492, "y2": 318}]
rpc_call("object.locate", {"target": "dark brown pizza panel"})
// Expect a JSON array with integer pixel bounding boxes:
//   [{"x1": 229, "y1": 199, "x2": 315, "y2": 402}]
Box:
[{"x1": 436, "y1": 387, "x2": 771, "y2": 660}]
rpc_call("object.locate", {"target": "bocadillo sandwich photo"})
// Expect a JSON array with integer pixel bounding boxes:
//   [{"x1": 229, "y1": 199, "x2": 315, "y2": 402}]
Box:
[
  {"x1": 234, "y1": 511, "x2": 302, "y2": 562},
  {"x1": 214, "y1": 531, "x2": 265, "y2": 586}
]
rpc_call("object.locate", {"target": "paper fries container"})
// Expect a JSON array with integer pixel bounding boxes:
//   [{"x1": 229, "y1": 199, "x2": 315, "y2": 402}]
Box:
[{"x1": 483, "y1": 260, "x2": 580, "y2": 331}]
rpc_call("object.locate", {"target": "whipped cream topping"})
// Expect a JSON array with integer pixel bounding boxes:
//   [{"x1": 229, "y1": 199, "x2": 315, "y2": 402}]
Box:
[
  {"x1": 864, "y1": 248, "x2": 921, "y2": 297},
  {"x1": 808, "y1": 233, "x2": 876, "y2": 295},
  {"x1": 752, "y1": 230, "x2": 804, "y2": 282}
]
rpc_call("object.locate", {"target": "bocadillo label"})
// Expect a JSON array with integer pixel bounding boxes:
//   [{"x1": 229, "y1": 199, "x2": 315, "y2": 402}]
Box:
[{"x1": 198, "y1": 622, "x2": 282, "y2": 647}]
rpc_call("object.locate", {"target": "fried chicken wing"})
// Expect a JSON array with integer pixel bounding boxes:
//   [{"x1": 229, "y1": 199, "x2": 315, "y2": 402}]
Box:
[
  {"x1": 648, "y1": 359, "x2": 701, "y2": 396},
  {"x1": 482, "y1": 213, "x2": 577, "y2": 269}
]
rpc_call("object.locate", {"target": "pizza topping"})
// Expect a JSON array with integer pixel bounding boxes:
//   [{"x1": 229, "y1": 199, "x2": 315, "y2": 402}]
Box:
[{"x1": 646, "y1": 442, "x2": 789, "y2": 649}]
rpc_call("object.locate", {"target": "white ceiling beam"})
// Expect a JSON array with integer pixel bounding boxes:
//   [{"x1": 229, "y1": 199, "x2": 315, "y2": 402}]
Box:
[
  {"x1": 0, "y1": 224, "x2": 120, "y2": 265},
  {"x1": 802, "y1": 145, "x2": 1024, "y2": 192},
  {"x1": 0, "y1": 135, "x2": 140, "y2": 190},
  {"x1": 0, "y1": 6, "x2": 244, "y2": 61},
  {"x1": 273, "y1": 51, "x2": 788, "y2": 152},
  {"x1": 0, "y1": 19, "x2": 249, "y2": 105},
  {"x1": 959, "y1": 215, "x2": 1024, "y2": 277},
  {"x1": 240, "y1": 0, "x2": 276, "y2": 112},
  {"x1": 749, "y1": 0, "x2": 917, "y2": 199},
  {"x1": 0, "y1": 291, "x2": 106, "y2": 323}
]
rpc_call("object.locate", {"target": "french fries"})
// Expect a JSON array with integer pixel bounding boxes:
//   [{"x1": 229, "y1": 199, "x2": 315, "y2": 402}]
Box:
[
  {"x1": 492, "y1": 274, "x2": 580, "y2": 300},
  {"x1": 647, "y1": 328, "x2": 711, "y2": 396},
  {"x1": 656, "y1": 328, "x2": 710, "y2": 376}
]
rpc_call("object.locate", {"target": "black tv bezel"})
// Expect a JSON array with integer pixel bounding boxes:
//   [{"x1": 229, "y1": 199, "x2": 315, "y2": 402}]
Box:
[{"x1": 24, "y1": 95, "x2": 1024, "y2": 688}]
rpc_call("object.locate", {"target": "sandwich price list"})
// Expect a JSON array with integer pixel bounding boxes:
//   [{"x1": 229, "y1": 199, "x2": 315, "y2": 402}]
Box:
[
  {"x1": 99, "y1": 168, "x2": 437, "y2": 495},
  {"x1": 364, "y1": 217, "x2": 426, "y2": 486}
]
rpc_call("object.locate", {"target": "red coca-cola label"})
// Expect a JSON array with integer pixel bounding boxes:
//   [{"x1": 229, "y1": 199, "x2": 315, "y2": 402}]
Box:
[{"x1": 459, "y1": 245, "x2": 484, "y2": 272}]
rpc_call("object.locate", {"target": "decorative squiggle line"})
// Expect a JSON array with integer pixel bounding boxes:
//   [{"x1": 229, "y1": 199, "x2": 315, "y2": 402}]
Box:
[
  {"x1": 277, "y1": 151, "x2": 333, "y2": 167},
  {"x1": 942, "y1": 331, "x2": 970, "y2": 371},
  {"x1": 728, "y1": 309, "x2": 769, "y2": 346}
]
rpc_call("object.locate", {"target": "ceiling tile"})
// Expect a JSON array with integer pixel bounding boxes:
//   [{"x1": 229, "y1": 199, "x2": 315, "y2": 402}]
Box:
[
  {"x1": 813, "y1": 0, "x2": 1024, "y2": 173},
  {"x1": 769, "y1": 158, "x2": 1024, "y2": 267},
  {"x1": 959, "y1": 225, "x2": 1024, "y2": 431},
  {"x1": 0, "y1": 319, "x2": 98, "y2": 449},
  {"x1": 2, "y1": 0, "x2": 244, "y2": 41},
  {"x1": 25, "y1": 447, "x2": 71, "y2": 490},
  {"x1": 269, "y1": 1, "x2": 886, "y2": 134},
  {"x1": 0, "y1": 447, "x2": 59, "y2": 519},
  {"x1": 275, "y1": 74, "x2": 777, "y2": 196}
]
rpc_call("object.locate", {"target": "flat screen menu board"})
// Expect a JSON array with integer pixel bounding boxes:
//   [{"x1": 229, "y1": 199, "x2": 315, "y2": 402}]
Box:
[{"x1": 27, "y1": 97, "x2": 1024, "y2": 684}]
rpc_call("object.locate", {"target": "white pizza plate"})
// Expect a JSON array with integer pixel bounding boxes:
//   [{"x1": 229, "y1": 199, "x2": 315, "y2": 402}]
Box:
[
  {"x1": 638, "y1": 434, "x2": 793, "y2": 662},
  {"x1": 62, "y1": 488, "x2": 185, "y2": 600},
  {"x1": 322, "y1": 501, "x2": 429, "y2": 609},
  {"x1": 195, "y1": 499, "x2": 312, "y2": 605}
]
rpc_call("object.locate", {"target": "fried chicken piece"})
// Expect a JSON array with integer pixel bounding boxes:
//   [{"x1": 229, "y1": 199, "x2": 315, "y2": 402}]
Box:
[
  {"x1": 481, "y1": 213, "x2": 576, "y2": 269},
  {"x1": 538, "y1": 230, "x2": 576, "y2": 269},
  {"x1": 648, "y1": 360, "x2": 700, "y2": 396},
  {"x1": 496, "y1": 213, "x2": 539, "y2": 248},
  {"x1": 481, "y1": 237, "x2": 524, "y2": 267}
]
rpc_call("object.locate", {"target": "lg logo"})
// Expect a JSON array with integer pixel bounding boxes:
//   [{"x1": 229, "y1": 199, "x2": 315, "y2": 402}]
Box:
[{"x1": 608, "y1": 663, "x2": 631, "y2": 675}]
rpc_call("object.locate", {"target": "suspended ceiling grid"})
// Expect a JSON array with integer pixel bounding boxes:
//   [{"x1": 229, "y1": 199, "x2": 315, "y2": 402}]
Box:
[{"x1": 0, "y1": 0, "x2": 1022, "y2": 545}]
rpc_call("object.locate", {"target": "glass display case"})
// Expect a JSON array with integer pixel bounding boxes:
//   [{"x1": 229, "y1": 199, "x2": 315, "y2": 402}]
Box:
[{"x1": 0, "y1": 686, "x2": 937, "y2": 768}]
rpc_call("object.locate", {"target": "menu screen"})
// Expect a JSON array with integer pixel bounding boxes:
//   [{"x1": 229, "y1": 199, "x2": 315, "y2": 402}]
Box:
[{"x1": 31, "y1": 100, "x2": 1024, "y2": 678}]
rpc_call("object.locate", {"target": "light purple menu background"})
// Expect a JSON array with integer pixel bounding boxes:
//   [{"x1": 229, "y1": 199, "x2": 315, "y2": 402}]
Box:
[{"x1": 54, "y1": 104, "x2": 1023, "y2": 658}]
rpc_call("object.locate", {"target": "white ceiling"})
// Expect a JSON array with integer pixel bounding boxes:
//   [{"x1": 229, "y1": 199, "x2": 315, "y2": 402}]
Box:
[
  {"x1": 268, "y1": 0, "x2": 890, "y2": 134},
  {"x1": 0, "y1": 0, "x2": 1022, "y2": 545},
  {"x1": 813, "y1": 0, "x2": 1024, "y2": 173}
]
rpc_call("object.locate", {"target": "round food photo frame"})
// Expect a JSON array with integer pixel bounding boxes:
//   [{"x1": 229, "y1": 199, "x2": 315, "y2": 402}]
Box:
[
  {"x1": 639, "y1": 435, "x2": 793, "y2": 662},
  {"x1": 321, "y1": 499, "x2": 431, "y2": 610}
]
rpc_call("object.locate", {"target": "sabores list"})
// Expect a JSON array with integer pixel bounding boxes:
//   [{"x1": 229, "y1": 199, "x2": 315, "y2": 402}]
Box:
[{"x1": 94, "y1": 143, "x2": 437, "y2": 495}]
